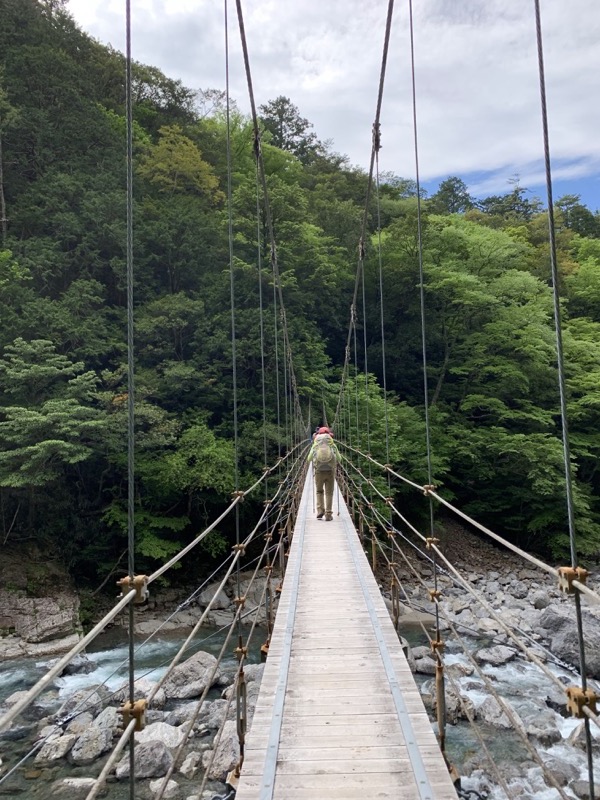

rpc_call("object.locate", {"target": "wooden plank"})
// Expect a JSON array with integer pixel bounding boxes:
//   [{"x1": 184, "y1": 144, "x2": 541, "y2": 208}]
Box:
[{"x1": 236, "y1": 473, "x2": 458, "y2": 800}]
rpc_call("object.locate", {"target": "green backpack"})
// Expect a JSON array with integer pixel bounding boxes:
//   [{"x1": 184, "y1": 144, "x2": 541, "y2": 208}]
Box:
[{"x1": 314, "y1": 436, "x2": 335, "y2": 472}]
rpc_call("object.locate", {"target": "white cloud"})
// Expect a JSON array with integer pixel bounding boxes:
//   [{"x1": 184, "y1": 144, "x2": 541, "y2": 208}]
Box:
[{"x1": 66, "y1": 0, "x2": 600, "y2": 203}]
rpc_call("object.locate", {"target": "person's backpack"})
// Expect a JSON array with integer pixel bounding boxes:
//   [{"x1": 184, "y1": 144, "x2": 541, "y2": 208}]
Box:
[{"x1": 313, "y1": 435, "x2": 336, "y2": 472}]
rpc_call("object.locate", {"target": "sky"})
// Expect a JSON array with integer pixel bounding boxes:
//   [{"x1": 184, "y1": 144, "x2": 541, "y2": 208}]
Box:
[{"x1": 66, "y1": 0, "x2": 600, "y2": 211}]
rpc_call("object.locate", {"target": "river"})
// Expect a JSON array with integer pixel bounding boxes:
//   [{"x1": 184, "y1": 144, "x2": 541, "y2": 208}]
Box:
[{"x1": 0, "y1": 626, "x2": 598, "y2": 799}]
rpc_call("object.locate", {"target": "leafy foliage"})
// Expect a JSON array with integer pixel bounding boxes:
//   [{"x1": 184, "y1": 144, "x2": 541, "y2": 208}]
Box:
[{"x1": 0, "y1": 0, "x2": 599, "y2": 591}]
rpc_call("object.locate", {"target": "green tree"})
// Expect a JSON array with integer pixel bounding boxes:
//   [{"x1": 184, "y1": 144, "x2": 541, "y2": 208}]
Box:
[
  {"x1": 259, "y1": 96, "x2": 321, "y2": 163},
  {"x1": 429, "y1": 176, "x2": 473, "y2": 215}
]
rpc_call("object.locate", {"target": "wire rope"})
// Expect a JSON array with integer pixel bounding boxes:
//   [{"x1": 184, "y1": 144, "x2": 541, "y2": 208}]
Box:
[
  {"x1": 333, "y1": 0, "x2": 395, "y2": 431},
  {"x1": 533, "y1": 3, "x2": 594, "y2": 794},
  {"x1": 124, "y1": 0, "x2": 136, "y2": 793},
  {"x1": 234, "y1": 0, "x2": 307, "y2": 442}
]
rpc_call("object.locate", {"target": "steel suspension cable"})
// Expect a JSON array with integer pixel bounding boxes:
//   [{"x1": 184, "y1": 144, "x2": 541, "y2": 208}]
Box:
[
  {"x1": 533, "y1": 3, "x2": 594, "y2": 792},
  {"x1": 255, "y1": 161, "x2": 268, "y2": 480},
  {"x1": 235, "y1": 0, "x2": 306, "y2": 441},
  {"x1": 375, "y1": 147, "x2": 391, "y2": 470},
  {"x1": 124, "y1": 0, "x2": 136, "y2": 794},
  {"x1": 224, "y1": 1, "x2": 247, "y2": 739},
  {"x1": 333, "y1": 0, "x2": 395, "y2": 430}
]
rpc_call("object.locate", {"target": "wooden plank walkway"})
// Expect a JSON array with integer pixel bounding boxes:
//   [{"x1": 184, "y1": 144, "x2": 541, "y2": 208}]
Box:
[{"x1": 236, "y1": 469, "x2": 459, "y2": 800}]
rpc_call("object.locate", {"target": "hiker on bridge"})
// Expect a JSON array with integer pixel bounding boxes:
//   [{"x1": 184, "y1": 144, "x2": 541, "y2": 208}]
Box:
[{"x1": 308, "y1": 427, "x2": 340, "y2": 521}]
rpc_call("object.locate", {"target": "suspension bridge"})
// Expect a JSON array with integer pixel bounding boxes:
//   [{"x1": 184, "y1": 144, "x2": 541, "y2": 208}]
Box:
[{"x1": 1, "y1": 0, "x2": 599, "y2": 799}]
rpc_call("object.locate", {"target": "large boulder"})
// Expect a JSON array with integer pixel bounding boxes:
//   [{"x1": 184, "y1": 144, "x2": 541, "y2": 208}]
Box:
[
  {"x1": 539, "y1": 605, "x2": 600, "y2": 677},
  {"x1": 198, "y1": 582, "x2": 230, "y2": 610},
  {"x1": 35, "y1": 733, "x2": 77, "y2": 763},
  {"x1": 137, "y1": 721, "x2": 189, "y2": 749},
  {"x1": 116, "y1": 740, "x2": 173, "y2": 779},
  {"x1": 162, "y1": 651, "x2": 220, "y2": 700},
  {"x1": 474, "y1": 645, "x2": 517, "y2": 667},
  {"x1": 70, "y1": 726, "x2": 113, "y2": 764},
  {"x1": 202, "y1": 720, "x2": 238, "y2": 782}
]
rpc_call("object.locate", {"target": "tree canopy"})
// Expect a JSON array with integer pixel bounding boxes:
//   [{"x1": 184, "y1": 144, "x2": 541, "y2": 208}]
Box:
[{"x1": 1, "y1": 0, "x2": 600, "y2": 591}]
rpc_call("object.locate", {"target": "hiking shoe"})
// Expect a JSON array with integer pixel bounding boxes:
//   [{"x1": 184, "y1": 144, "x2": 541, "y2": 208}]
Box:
[
  {"x1": 325, "y1": 513, "x2": 333, "y2": 521},
  {"x1": 316, "y1": 512, "x2": 324, "y2": 520}
]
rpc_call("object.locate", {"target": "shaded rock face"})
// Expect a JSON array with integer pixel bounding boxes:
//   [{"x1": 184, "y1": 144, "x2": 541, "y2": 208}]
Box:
[
  {"x1": 538, "y1": 606, "x2": 600, "y2": 678},
  {"x1": 0, "y1": 589, "x2": 80, "y2": 644},
  {"x1": 0, "y1": 548, "x2": 81, "y2": 657}
]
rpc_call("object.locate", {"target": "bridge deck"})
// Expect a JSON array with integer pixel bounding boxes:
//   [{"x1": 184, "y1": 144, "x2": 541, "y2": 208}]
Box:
[{"x1": 236, "y1": 470, "x2": 458, "y2": 800}]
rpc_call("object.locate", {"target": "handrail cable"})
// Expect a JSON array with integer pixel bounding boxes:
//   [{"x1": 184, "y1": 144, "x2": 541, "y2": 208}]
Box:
[
  {"x1": 85, "y1": 457, "x2": 303, "y2": 800},
  {"x1": 344, "y1": 460, "x2": 600, "y2": 681},
  {"x1": 148, "y1": 454, "x2": 301, "y2": 705},
  {"x1": 0, "y1": 449, "x2": 300, "y2": 736},
  {"x1": 341, "y1": 441, "x2": 600, "y2": 606},
  {"x1": 36, "y1": 523, "x2": 287, "y2": 785},
  {"x1": 341, "y1": 472, "x2": 575, "y2": 795},
  {"x1": 195, "y1": 517, "x2": 285, "y2": 799},
  {"x1": 148, "y1": 444, "x2": 302, "y2": 584},
  {"x1": 341, "y1": 472, "x2": 600, "y2": 788},
  {"x1": 534, "y1": 1, "x2": 594, "y2": 794},
  {"x1": 440, "y1": 608, "x2": 572, "y2": 800},
  {"x1": 346, "y1": 465, "x2": 596, "y2": 692},
  {"x1": 363, "y1": 517, "x2": 515, "y2": 798},
  {"x1": 341, "y1": 463, "x2": 600, "y2": 689},
  {"x1": 153, "y1": 502, "x2": 284, "y2": 800},
  {"x1": 0, "y1": 588, "x2": 133, "y2": 734},
  {"x1": 124, "y1": 0, "x2": 136, "y2": 793},
  {"x1": 332, "y1": 0, "x2": 395, "y2": 430}
]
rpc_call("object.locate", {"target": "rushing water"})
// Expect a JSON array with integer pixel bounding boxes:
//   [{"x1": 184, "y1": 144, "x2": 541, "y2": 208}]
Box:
[
  {"x1": 0, "y1": 625, "x2": 256, "y2": 799},
  {"x1": 1, "y1": 626, "x2": 599, "y2": 799}
]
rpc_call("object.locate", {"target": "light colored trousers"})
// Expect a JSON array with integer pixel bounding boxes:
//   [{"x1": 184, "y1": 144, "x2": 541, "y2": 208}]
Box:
[{"x1": 314, "y1": 469, "x2": 335, "y2": 515}]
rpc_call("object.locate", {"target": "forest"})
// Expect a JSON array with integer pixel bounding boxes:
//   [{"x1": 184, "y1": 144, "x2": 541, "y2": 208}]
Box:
[{"x1": 1, "y1": 0, "x2": 600, "y2": 594}]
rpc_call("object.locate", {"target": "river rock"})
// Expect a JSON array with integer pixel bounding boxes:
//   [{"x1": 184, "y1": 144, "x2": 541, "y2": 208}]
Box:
[
  {"x1": 162, "y1": 651, "x2": 220, "y2": 699},
  {"x1": 60, "y1": 653, "x2": 96, "y2": 676},
  {"x1": 116, "y1": 740, "x2": 173, "y2": 779},
  {"x1": 70, "y1": 726, "x2": 113, "y2": 764},
  {"x1": 539, "y1": 754, "x2": 579, "y2": 785},
  {"x1": 566, "y1": 720, "x2": 600, "y2": 754},
  {"x1": 198, "y1": 582, "x2": 230, "y2": 610},
  {"x1": 164, "y1": 701, "x2": 200, "y2": 727},
  {"x1": 114, "y1": 677, "x2": 166, "y2": 710},
  {"x1": 0, "y1": 632, "x2": 82, "y2": 660},
  {"x1": 477, "y1": 695, "x2": 520, "y2": 729},
  {"x1": 202, "y1": 719, "x2": 238, "y2": 781},
  {"x1": 149, "y1": 778, "x2": 180, "y2": 798},
  {"x1": 137, "y1": 721, "x2": 189, "y2": 749},
  {"x1": 35, "y1": 732, "x2": 77, "y2": 762},
  {"x1": 570, "y1": 779, "x2": 595, "y2": 800},
  {"x1": 91, "y1": 706, "x2": 120, "y2": 735},
  {"x1": 413, "y1": 655, "x2": 436, "y2": 675},
  {"x1": 520, "y1": 708, "x2": 562, "y2": 746},
  {"x1": 2, "y1": 689, "x2": 54, "y2": 721},
  {"x1": 53, "y1": 687, "x2": 107, "y2": 721},
  {"x1": 65, "y1": 712, "x2": 94, "y2": 735},
  {"x1": 180, "y1": 751, "x2": 202, "y2": 778},
  {"x1": 475, "y1": 645, "x2": 517, "y2": 666},
  {"x1": 51, "y1": 777, "x2": 97, "y2": 797},
  {"x1": 199, "y1": 699, "x2": 227, "y2": 731}
]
